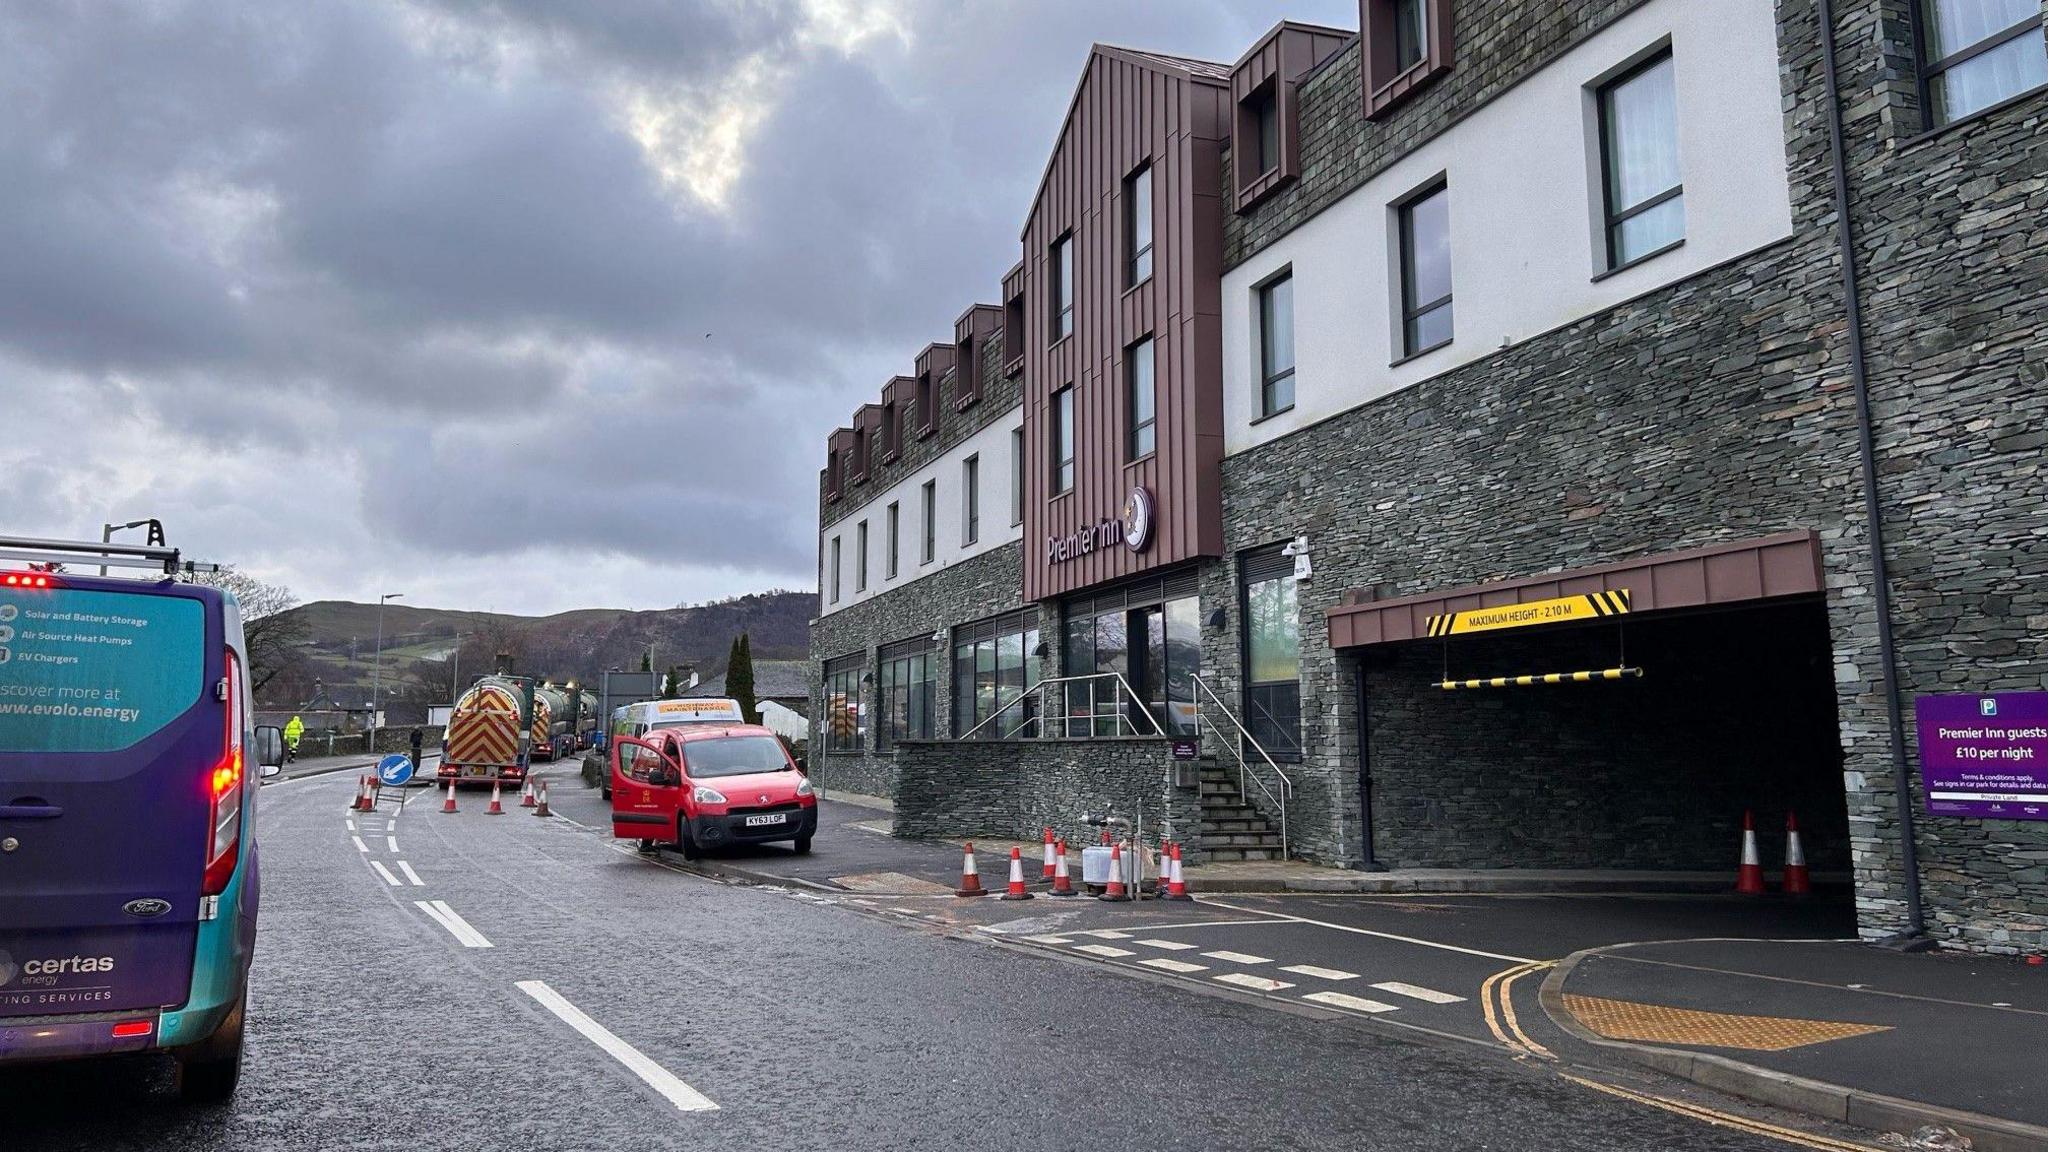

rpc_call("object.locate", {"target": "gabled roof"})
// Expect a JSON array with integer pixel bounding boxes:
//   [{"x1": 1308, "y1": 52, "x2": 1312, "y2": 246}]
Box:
[
  {"x1": 682, "y1": 660, "x2": 810, "y2": 701},
  {"x1": 1097, "y1": 44, "x2": 1233, "y2": 83}
]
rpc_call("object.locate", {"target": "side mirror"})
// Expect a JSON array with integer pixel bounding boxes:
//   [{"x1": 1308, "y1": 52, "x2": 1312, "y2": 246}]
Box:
[{"x1": 254, "y1": 726, "x2": 286, "y2": 770}]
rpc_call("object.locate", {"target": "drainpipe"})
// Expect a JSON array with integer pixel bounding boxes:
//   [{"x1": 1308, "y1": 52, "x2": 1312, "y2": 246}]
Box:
[
  {"x1": 1354, "y1": 660, "x2": 1382, "y2": 871},
  {"x1": 1816, "y1": 0, "x2": 1924, "y2": 939}
]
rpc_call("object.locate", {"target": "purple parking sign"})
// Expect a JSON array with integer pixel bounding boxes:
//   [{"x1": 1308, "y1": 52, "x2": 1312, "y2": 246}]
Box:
[{"x1": 1916, "y1": 692, "x2": 2048, "y2": 821}]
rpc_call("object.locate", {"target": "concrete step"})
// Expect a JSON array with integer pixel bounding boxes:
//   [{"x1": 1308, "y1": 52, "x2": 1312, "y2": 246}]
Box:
[
  {"x1": 1201, "y1": 846, "x2": 1283, "y2": 863},
  {"x1": 1202, "y1": 831, "x2": 1284, "y2": 848},
  {"x1": 1200, "y1": 818, "x2": 1257, "y2": 833}
]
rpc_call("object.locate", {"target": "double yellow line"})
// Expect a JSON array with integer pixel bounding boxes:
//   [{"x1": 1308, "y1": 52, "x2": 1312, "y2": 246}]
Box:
[
  {"x1": 1556, "y1": 1071, "x2": 1883, "y2": 1152},
  {"x1": 1479, "y1": 960, "x2": 1555, "y2": 1060}
]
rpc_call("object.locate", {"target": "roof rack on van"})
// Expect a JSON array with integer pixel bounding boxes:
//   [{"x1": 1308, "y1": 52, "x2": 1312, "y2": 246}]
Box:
[{"x1": 0, "y1": 534, "x2": 221, "y2": 577}]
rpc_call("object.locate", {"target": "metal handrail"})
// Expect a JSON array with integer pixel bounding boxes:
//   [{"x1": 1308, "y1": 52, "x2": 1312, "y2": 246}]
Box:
[
  {"x1": 958, "y1": 671, "x2": 1167, "y2": 741},
  {"x1": 1189, "y1": 674, "x2": 1293, "y2": 861}
]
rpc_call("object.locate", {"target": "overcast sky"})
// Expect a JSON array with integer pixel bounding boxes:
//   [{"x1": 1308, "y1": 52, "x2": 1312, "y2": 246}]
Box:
[{"x1": 1, "y1": 0, "x2": 1355, "y2": 616}]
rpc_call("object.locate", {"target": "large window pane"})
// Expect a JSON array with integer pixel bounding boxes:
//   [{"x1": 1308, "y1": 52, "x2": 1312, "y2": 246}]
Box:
[
  {"x1": 1246, "y1": 576, "x2": 1300, "y2": 685},
  {"x1": 1925, "y1": 2, "x2": 2048, "y2": 124},
  {"x1": 1259, "y1": 274, "x2": 1295, "y2": 416},
  {"x1": 1394, "y1": 0, "x2": 1427, "y2": 70},
  {"x1": 1126, "y1": 165, "x2": 1153, "y2": 286},
  {"x1": 1127, "y1": 338, "x2": 1155, "y2": 461},
  {"x1": 1163, "y1": 597, "x2": 1200, "y2": 736},
  {"x1": 1052, "y1": 234, "x2": 1074, "y2": 341},
  {"x1": 1053, "y1": 387, "x2": 1075, "y2": 493},
  {"x1": 1925, "y1": 0, "x2": 2040, "y2": 53},
  {"x1": 995, "y1": 630, "x2": 1026, "y2": 736},
  {"x1": 1400, "y1": 183, "x2": 1453, "y2": 355},
  {"x1": 1600, "y1": 52, "x2": 1684, "y2": 266},
  {"x1": 1093, "y1": 613, "x2": 1128, "y2": 736},
  {"x1": 954, "y1": 645, "x2": 973, "y2": 737}
]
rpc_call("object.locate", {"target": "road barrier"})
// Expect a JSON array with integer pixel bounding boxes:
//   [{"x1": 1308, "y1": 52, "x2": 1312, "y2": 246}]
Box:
[
  {"x1": 1000, "y1": 846, "x2": 1034, "y2": 901},
  {"x1": 955, "y1": 842, "x2": 986, "y2": 898}
]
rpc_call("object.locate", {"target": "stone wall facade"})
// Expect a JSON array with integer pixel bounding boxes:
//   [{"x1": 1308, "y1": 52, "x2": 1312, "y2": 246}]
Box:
[{"x1": 893, "y1": 737, "x2": 1199, "y2": 856}]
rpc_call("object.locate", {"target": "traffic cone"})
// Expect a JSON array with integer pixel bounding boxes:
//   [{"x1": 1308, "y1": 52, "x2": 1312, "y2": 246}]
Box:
[
  {"x1": 1734, "y1": 810, "x2": 1765, "y2": 895},
  {"x1": 519, "y1": 779, "x2": 536, "y2": 808},
  {"x1": 441, "y1": 778, "x2": 459, "y2": 814},
  {"x1": 1048, "y1": 839, "x2": 1077, "y2": 896},
  {"x1": 533, "y1": 779, "x2": 552, "y2": 817},
  {"x1": 1783, "y1": 811, "x2": 1811, "y2": 896},
  {"x1": 1041, "y1": 827, "x2": 1057, "y2": 881},
  {"x1": 1161, "y1": 843, "x2": 1192, "y2": 901},
  {"x1": 485, "y1": 778, "x2": 505, "y2": 815},
  {"x1": 1099, "y1": 842, "x2": 1130, "y2": 901},
  {"x1": 1000, "y1": 846, "x2": 1034, "y2": 901},
  {"x1": 955, "y1": 842, "x2": 986, "y2": 897},
  {"x1": 359, "y1": 775, "x2": 377, "y2": 812},
  {"x1": 349, "y1": 776, "x2": 369, "y2": 811}
]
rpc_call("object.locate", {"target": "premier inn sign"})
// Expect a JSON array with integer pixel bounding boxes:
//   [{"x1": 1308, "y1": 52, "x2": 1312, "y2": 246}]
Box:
[{"x1": 1047, "y1": 486, "x2": 1154, "y2": 564}]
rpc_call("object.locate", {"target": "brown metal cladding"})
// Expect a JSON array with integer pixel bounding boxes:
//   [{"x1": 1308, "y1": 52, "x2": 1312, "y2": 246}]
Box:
[
  {"x1": 825, "y1": 426, "x2": 854, "y2": 501},
  {"x1": 948, "y1": 306, "x2": 998, "y2": 410},
  {"x1": 880, "y1": 376, "x2": 917, "y2": 460},
  {"x1": 1326, "y1": 532, "x2": 1827, "y2": 649},
  {"x1": 1020, "y1": 48, "x2": 1231, "y2": 602}
]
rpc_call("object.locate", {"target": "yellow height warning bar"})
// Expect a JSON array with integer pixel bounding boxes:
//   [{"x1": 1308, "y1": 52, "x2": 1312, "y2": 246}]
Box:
[
  {"x1": 1439, "y1": 667, "x2": 1643, "y2": 690},
  {"x1": 1426, "y1": 590, "x2": 1631, "y2": 638}
]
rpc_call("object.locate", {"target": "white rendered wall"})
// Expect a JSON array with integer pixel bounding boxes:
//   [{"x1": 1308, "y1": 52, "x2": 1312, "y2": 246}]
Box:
[
  {"x1": 1222, "y1": 0, "x2": 1795, "y2": 456},
  {"x1": 819, "y1": 405, "x2": 1023, "y2": 617}
]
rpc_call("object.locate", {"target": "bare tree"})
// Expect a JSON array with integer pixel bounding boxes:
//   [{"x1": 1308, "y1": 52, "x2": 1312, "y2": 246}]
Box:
[{"x1": 193, "y1": 567, "x2": 308, "y2": 693}]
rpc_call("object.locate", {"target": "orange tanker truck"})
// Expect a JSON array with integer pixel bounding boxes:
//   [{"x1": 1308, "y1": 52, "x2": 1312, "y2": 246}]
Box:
[{"x1": 440, "y1": 675, "x2": 535, "y2": 787}]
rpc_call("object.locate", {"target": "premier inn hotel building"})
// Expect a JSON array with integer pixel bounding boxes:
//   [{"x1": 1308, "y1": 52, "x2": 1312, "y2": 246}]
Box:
[{"x1": 809, "y1": 0, "x2": 2048, "y2": 954}]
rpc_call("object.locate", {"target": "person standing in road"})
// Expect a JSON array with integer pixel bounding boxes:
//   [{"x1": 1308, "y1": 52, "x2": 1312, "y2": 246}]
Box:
[
  {"x1": 409, "y1": 727, "x2": 424, "y2": 773},
  {"x1": 283, "y1": 714, "x2": 304, "y2": 763}
]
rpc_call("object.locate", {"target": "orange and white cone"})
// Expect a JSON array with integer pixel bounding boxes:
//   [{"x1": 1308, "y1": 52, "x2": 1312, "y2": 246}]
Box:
[
  {"x1": 350, "y1": 776, "x2": 369, "y2": 811},
  {"x1": 1735, "y1": 810, "x2": 1765, "y2": 895},
  {"x1": 1048, "y1": 838, "x2": 1077, "y2": 896},
  {"x1": 440, "y1": 777, "x2": 459, "y2": 814},
  {"x1": 1099, "y1": 842, "x2": 1131, "y2": 901},
  {"x1": 955, "y1": 842, "x2": 986, "y2": 897},
  {"x1": 1161, "y1": 843, "x2": 1192, "y2": 901},
  {"x1": 1783, "y1": 811, "x2": 1811, "y2": 896},
  {"x1": 533, "y1": 778, "x2": 551, "y2": 817},
  {"x1": 519, "y1": 779, "x2": 536, "y2": 808},
  {"x1": 485, "y1": 778, "x2": 505, "y2": 815},
  {"x1": 1001, "y1": 846, "x2": 1035, "y2": 901},
  {"x1": 1041, "y1": 827, "x2": 1057, "y2": 881}
]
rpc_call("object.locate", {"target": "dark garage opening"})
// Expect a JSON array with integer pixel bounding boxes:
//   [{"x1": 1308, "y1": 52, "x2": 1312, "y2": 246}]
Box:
[{"x1": 1358, "y1": 597, "x2": 1851, "y2": 876}]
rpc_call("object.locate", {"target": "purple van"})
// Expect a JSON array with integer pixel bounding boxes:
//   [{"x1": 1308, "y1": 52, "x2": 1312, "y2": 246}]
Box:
[{"x1": 0, "y1": 537, "x2": 284, "y2": 1102}]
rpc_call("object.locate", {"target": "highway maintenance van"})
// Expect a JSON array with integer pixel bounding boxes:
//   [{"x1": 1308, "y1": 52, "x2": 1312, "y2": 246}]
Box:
[
  {"x1": 0, "y1": 536, "x2": 286, "y2": 1103},
  {"x1": 609, "y1": 697, "x2": 745, "y2": 740}
]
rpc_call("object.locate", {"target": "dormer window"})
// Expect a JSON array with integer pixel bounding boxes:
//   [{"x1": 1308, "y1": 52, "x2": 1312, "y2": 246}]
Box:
[
  {"x1": 850, "y1": 426, "x2": 868, "y2": 483},
  {"x1": 880, "y1": 401, "x2": 899, "y2": 462},
  {"x1": 1362, "y1": 0, "x2": 1452, "y2": 120},
  {"x1": 1251, "y1": 85, "x2": 1280, "y2": 175},
  {"x1": 916, "y1": 373, "x2": 935, "y2": 436},
  {"x1": 1003, "y1": 290, "x2": 1024, "y2": 371}
]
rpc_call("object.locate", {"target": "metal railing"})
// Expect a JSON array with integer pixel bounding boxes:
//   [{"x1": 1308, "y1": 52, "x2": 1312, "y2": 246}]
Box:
[
  {"x1": 1190, "y1": 674, "x2": 1293, "y2": 861},
  {"x1": 956, "y1": 671, "x2": 1166, "y2": 741}
]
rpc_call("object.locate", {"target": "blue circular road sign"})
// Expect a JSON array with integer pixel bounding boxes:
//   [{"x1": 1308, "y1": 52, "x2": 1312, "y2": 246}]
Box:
[{"x1": 377, "y1": 753, "x2": 415, "y2": 787}]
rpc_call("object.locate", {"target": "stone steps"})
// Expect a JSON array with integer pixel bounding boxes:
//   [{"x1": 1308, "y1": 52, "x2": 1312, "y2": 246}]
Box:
[{"x1": 1196, "y1": 762, "x2": 1285, "y2": 862}]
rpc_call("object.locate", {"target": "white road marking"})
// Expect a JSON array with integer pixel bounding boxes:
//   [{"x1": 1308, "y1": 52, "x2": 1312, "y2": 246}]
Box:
[
  {"x1": 1138, "y1": 958, "x2": 1208, "y2": 974},
  {"x1": 351, "y1": 836, "x2": 369, "y2": 853},
  {"x1": 387, "y1": 836, "x2": 400, "y2": 853},
  {"x1": 1371, "y1": 981, "x2": 1466, "y2": 1005},
  {"x1": 1213, "y1": 972, "x2": 1294, "y2": 992},
  {"x1": 1280, "y1": 964, "x2": 1359, "y2": 981},
  {"x1": 1074, "y1": 944, "x2": 1136, "y2": 958},
  {"x1": 369, "y1": 861, "x2": 402, "y2": 887},
  {"x1": 1196, "y1": 898, "x2": 1538, "y2": 964},
  {"x1": 1303, "y1": 991, "x2": 1401, "y2": 1014},
  {"x1": 1077, "y1": 929, "x2": 1132, "y2": 939},
  {"x1": 415, "y1": 900, "x2": 493, "y2": 948},
  {"x1": 1201, "y1": 950, "x2": 1272, "y2": 965},
  {"x1": 397, "y1": 861, "x2": 426, "y2": 887},
  {"x1": 516, "y1": 980, "x2": 718, "y2": 1113},
  {"x1": 1024, "y1": 935, "x2": 1075, "y2": 945},
  {"x1": 1135, "y1": 939, "x2": 1199, "y2": 951},
  {"x1": 345, "y1": 819, "x2": 356, "y2": 831}
]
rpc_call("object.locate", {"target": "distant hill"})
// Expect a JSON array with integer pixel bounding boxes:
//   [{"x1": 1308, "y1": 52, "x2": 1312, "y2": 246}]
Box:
[{"x1": 262, "y1": 590, "x2": 817, "y2": 711}]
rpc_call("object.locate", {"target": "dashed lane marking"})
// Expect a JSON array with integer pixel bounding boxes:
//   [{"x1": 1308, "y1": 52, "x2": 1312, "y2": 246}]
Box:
[
  {"x1": 397, "y1": 861, "x2": 426, "y2": 887},
  {"x1": 351, "y1": 836, "x2": 369, "y2": 853},
  {"x1": 1138, "y1": 958, "x2": 1208, "y2": 975},
  {"x1": 1279, "y1": 964, "x2": 1359, "y2": 981},
  {"x1": 346, "y1": 819, "x2": 356, "y2": 831},
  {"x1": 387, "y1": 836, "x2": 399, "y2": 853},
  {"x1": 1213, "y1": 972, "x2": 1293, "y2": 992},
  {"x1": 1074, "y1": 944, "x2": 1136, "y2": 958},
  {"x1": 1024, "y1": 935, "x2": 1075, "y2": 945},
  {"x1": 1371, "y1": 981, "x2": 1466, "y2": 1005},
  {"x1": 416, "y1": 899, "x2": 493, "y2": 948},
  {"x1": 1302, "y1": 991, "x2": 1400, "y2": 1014},
  {"x1": 516, "y1": 980, "x2": 718, "y2": 1113},
  {"x1": 1201, "y1": 950, "x2": 1272, "y2": 965},
  {"x1": 369, "y1": 861, "x2": 402, "y2": 887},
  {"x1": 1135, "y1": 939, "x2": 1199, "y2": 951},
  {"x1": 1077, "y1": 929, "x2": 1133, "y2": 940}
]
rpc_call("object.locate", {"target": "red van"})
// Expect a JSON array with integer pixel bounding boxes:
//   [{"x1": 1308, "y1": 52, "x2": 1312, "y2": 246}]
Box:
[{"x1": 609, "y1": 724, "x2": 816, "y2": 859}]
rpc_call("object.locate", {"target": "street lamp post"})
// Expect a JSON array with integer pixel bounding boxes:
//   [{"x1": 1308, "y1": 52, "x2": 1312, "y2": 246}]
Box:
[{"x1": 369, "y1": 592, "x2": 404, "y2": 754}]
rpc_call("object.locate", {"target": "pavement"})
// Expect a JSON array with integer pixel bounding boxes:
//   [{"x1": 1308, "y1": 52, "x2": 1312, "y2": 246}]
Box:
[{"x1": 1, "y1": 760, "x2": 1924, "y2": 1152}]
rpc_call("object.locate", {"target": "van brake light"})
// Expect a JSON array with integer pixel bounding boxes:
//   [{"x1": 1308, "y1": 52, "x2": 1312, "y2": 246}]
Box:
[
  {"x1": 202, "y1": 649, "x2": 245, "y2": 896},
  {"x1": 111, "y1": 1020, "x2": 153, "y2": 1038},
  {"x1": 1, "y1": 572, "x2": 58, "y2": 589}
]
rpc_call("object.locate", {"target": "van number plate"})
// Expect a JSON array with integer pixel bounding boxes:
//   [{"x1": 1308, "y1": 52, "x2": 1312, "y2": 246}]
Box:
[{"x1": 744, "y1": 813, "x2": 786, "y2": 827}]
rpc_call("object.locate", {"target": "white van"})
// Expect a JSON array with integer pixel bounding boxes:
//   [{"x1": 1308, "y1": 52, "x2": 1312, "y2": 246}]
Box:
[{"x1": 603, "y1": 698, "x2": 748, "y2": 799}]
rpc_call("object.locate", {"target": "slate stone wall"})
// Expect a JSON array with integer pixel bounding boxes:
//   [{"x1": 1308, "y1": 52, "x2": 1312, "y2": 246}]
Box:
[{"x1": 892, "y1": 737, "x2": 1195, "y2": 855}]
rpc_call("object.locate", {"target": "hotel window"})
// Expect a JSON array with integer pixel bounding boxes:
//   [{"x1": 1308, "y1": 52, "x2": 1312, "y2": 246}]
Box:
[
  {"x1": 1050, "y1": 233, "x2": 1074, "y2": 342},
  {"x1": 920, "y1": 480, "x2": 936, "y2": 563},
  {"x1": 1916, "y1": 0, "x2": 2046, "y2": 126},
  {"x1": 880, "y1": 402, "x2": 898, "y2": 461},
  {"x1": 1392, "y1": 0, "x2": 1428, "y2": 70},
  {"x1": 822, "y1": 653, "x2": 864, "y2": 752},
  {"x1": 875, "y1": 636, "x2": 936, "y2": 751},
  {"x1": 829, "y1": 536, "x2": 842, "y2": 603},
  {"x1": 1051, "y1": 386, "x2": 1075, "y2": 494},
  {"x1": 1598, "y1": 50, "x2": 1684, "y2": 270},
  {"x1": 916, "y1": 373, "x2": 935, "y2": 436},
  {"x1": 1398, "y1": 180, "x2": 1453, "y2": 357},
  {"x1": 1125, "y1": 164, "x2": 1153, "y2": 288},
  {"x1": 826, "y1": 449, "x2": 842, "y2": 501},
  {"x1": 962, "y1": 454, "x2": 980, "y2": 545},
  {"x1": 850, "y1": 427, "x2": 867, "y2": 482},
  {"x1": 954, "y1": 610, "x2": 1040, "y2": 739},
  {"x1": 1241, "y1": 547, "x2": 1302, "y2": 760},
  {"x1": 1002, "y1": 289, "x2": 1025, "y2": 371},
  {"x1": 1010, "y1": 428, "x2": 1025, "y2": 526},
  {"x1": 1257, "y1": 271, "x2": 1295, "y2": 418},
  {"x1": 885, "y1": 501, "x2": 899, "y2": 579},
  {"x1": 1063, "y1": 581, "x2": 1200, "y2": 738},
  {"x1": 855, "y1": 520, "x2": 868, "y2": 591},
  {"x1": 1363, "y1": 0, "x2": 1452, "y2": 120},
  {"x1": 1126, "y1": 338, "x2": 1155, "y2": 461},
  {"x1": 1250, "y1": 85, "x2": 1280, "y2": 175}
]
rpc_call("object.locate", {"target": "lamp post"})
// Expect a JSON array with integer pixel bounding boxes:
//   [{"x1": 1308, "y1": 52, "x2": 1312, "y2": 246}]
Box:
[{"x1": 369, "y1": 592, "x2": 404, "y2": 753}]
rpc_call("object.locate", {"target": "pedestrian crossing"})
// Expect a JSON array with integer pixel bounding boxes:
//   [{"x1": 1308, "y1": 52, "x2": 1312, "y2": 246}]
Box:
[{"x1": 1023, "y1": 932, "x2": 1469, "y2": 1021}]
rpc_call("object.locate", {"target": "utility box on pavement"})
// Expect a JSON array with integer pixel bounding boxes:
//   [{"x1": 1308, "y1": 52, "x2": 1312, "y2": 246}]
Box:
[{"x1": 1081, "y1": 845, "x2": 1133, "y2": 889}]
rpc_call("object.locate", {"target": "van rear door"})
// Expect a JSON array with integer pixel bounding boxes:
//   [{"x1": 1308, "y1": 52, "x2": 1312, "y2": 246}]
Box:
[
  {"x1": 610, "y1": 737, "x2": 680, "y2": 841},
  {"x1": 0, "y1": 578, "x2": 218, "y2": 1018}
]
